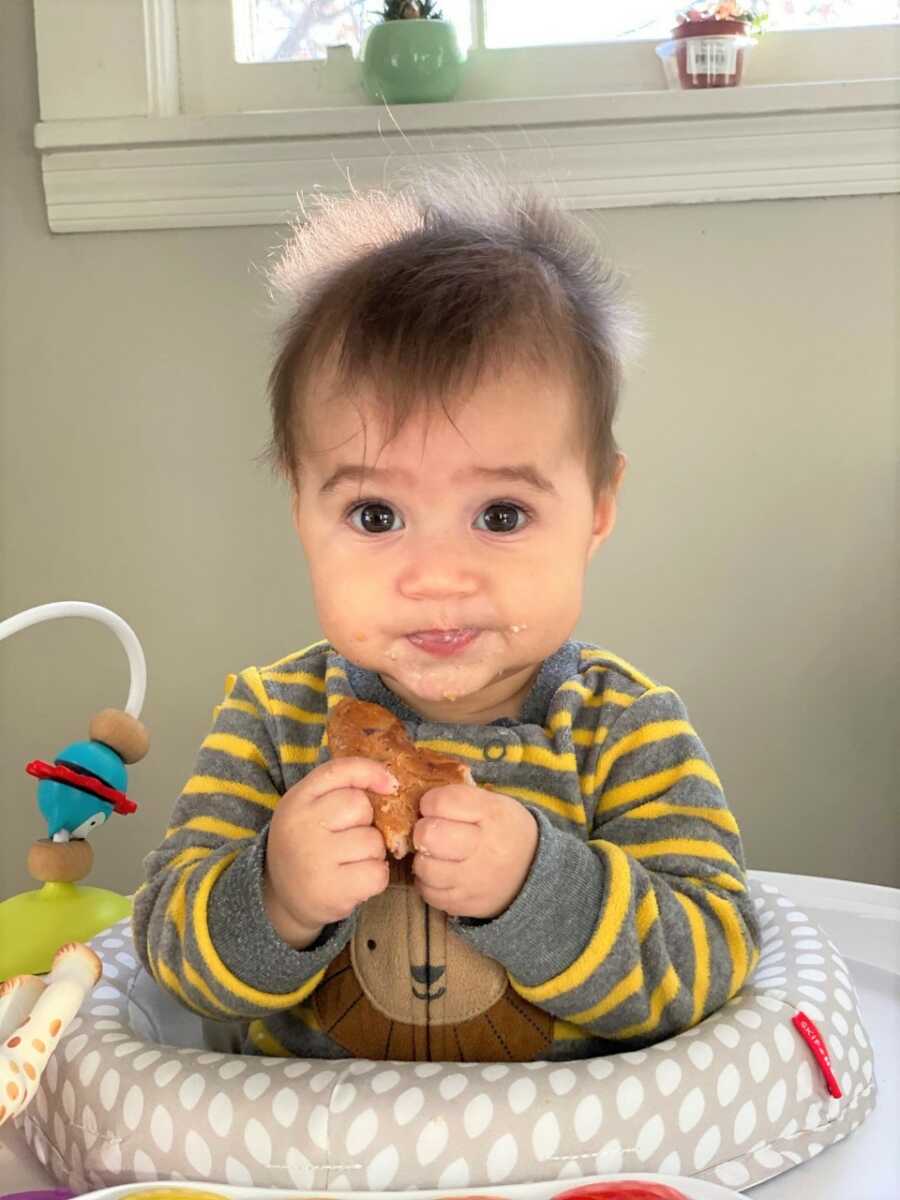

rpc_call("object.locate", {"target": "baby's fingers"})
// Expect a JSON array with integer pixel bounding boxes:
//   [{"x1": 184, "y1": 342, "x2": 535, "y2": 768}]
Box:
[
  {"x1": 307, "y1": 756, "x2": 399, "y2": 803},
  {"x1": 335, "y1": 825, "x2": 387, "y2": 865},
  {"x1": 342, "y1": 859, "x2": 390, "y2": 910},
  {"x1": 318, "y1": 787, "x2": 376, "y2": 833}
]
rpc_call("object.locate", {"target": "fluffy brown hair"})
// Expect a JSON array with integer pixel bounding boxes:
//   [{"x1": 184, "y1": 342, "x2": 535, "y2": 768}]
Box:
[{"x1": 265, "y1": 164, "x2": 643, "y2": 497}]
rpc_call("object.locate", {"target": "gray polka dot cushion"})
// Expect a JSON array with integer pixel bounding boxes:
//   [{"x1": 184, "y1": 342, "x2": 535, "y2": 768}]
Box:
[{"x1": 20, "y1": 879, "x2": 876, "y2": 1194}]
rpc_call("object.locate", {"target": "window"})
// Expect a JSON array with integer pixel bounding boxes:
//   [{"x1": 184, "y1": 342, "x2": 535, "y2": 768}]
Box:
[
  {"x1": 32, "y1": 0, "x2": 900, "y2": 232},
  {"x1": 172, "y1": 0, "x2": 900, "y2": 114},
  {"x1": 234, "y1": 0, "x2": 900, "y2": 63}
]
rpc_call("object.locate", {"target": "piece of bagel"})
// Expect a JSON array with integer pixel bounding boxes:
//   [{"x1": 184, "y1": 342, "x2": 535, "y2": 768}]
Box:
[{"x1": 327, "y1": 698, "x2": 472, "y2": 858}]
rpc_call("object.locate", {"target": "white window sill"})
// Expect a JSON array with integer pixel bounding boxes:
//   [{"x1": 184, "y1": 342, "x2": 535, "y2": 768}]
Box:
[{"x1": 34, "y1": 78, "x2": 900, "y2": 232}]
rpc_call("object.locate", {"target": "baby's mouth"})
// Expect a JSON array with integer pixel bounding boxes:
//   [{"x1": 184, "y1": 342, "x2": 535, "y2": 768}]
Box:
[{"x1": 406, "y1": 628, "x2": 481, "y2": 656}]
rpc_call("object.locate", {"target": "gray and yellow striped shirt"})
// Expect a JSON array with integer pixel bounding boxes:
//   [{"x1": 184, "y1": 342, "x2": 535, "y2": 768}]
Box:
[{"x1": 132, "y1": 638, "x2": 761, "y2": 1060}]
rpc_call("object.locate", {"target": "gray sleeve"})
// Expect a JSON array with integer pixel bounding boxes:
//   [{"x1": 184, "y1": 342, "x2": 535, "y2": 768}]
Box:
[
  {"x1": 131, "y1": 667, "x2": 352, "y2": 1019},
  {"x1": 205, "y1": 825, "x2": 355, "y2": 997},
  {"x1": 452, "y1": 685, "x2": 761, "y2": 1047},
  {"x1": 451, "y1": 808, "x2": 602, "y2": 984}
]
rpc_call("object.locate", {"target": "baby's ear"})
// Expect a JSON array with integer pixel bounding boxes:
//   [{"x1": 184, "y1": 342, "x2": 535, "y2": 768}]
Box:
[{"x1": 588, "y1": 479, "x2": 623, "y2": 555}]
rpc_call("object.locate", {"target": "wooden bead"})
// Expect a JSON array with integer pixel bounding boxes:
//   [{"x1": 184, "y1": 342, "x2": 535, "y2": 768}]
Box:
[
  {"x1": 89, "y1": 709, "x2": 150, "y2": 764},
  {"x1": 27, "y1": 838, "x2": 94, "y2": 884}
]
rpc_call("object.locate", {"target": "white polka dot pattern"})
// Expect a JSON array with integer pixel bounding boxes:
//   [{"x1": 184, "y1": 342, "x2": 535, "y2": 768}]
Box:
[{"x1": 20, "y1": 880, "x2": 876, "y2": 1193}]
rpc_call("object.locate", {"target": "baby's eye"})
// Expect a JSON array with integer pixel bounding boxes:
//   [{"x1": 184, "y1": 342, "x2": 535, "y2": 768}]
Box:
[
  {"x1": 475, "y1": 503, "x2": 531, "y2": 534},
  {"x1": 348, "y1": 502, "x2": 405, "y2": 535}
]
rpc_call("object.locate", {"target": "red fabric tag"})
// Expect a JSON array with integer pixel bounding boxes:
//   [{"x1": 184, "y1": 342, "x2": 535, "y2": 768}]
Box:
[{"x1": 792, "y1": 1010, "x2": 843, "y2": 1098}]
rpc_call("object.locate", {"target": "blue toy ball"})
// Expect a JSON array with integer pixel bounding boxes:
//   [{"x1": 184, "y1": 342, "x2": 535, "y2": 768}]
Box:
[{"x1": 27, "y1": 738, "x2": 135, "y2": 842}]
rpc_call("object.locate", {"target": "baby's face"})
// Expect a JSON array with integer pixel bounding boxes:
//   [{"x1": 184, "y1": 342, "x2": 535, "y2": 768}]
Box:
[{"x1": 292, "y1": 364, "x2": 624, "y2": 724}]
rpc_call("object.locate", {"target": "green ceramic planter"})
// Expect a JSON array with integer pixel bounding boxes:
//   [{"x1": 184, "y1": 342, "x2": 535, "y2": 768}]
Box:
[{"x1": 362, "y1": 19, "x2": 465, "y2": 104}]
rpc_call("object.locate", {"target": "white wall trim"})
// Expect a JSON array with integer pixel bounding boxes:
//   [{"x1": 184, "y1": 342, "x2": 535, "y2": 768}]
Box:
[{"x1": 34, "y1": 79, "x2": 900, "y2": 232}]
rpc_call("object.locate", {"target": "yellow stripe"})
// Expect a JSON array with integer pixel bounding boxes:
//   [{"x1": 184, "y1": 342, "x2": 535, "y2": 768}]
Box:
[
  {"x1": 548, "y1": 709, "x2": 573, "y2": 733},
  {"x1": 242, "y1": 668, "x2": 273, "y2": 716},
  {"x1": 598, "y1": 760, "x2": 723, "y2": 814},
  {"x1": 558, "y1": 680, "x2": 640, "y2": 711},
  {"x1": 571, "y1": 724, "x2": 607, "y2": 744},
  {"x1": 193, "y1": 853, "x2": 325, "y2": 1006},
  {"x1": 511, "y1": 841, "x2": 631, "y2": 1002},
  {"x1": 183, "y1": 775, "x2": 279, "y2": 810},
  {"x1": 558, "y1": 679, "x2": 592, "y2": 702},
  {"x1": 684, "y1": 870, "x2": 746, "y2": 894},
  {"x1": 636, "y1": 888, "x2": 659, "y2": 942},
  {"x1": 166, "y1": 816, "x2": 256, "y2": 841},
  {"x1": 582, "y1": 716, "x2": 695, "y2": 796},
  {"x1": 270, "y1": 699, "x2": 326, "y2": 725},
  {"x1": 618, "y1": 796, "x2": 736, "y2": 833},
  {"x1": 279, "y1": 743, "x2": 319, "y2": 765},
  {"x1": 201, "y1": 732, "x2": 266, "y2": 769},
  {"x1": 261, "y1": 639, "x2": 329, "y2": 671},
  {"x1": 416, "y1": 738, "x2": 483, "y2": 762},
  {"x1": 165, "y1": 862, "x2": 198, "y2": 940},
  {"x1": 220, "y1": 698, "x2": 258, "y2": 718},
  {"x1": 617, "y1": 838, "x2": 739, "y2": 870},
  {"x1": 157, "y1": 956, "x2": 215, "y2": 1018},
  {"x1": 563, "y1": 889, "x2": 659, "y2": 1027},
  {"x1": 161, "y1": 862, "x2": 241, "y2": 1019},
  {"x1": 287, "y1": 1002, "x2": 322, "y2": 1032},
  {"x1": 183, "y1": 958, "x2": 241, "y2": 1017},
  {"x1": 702, "y1": 887, "x2": 750, "y2": 1000},
  {"x1": 579, "y1": 649, "x2": 657, "y2": 690},
  {"x1": 553, "y1": 1018, "x2": 592, "y2": 1042},
  {"x1": 417, "y1": 737, "x2": 577, "y2": 774},
  {"x1": 674, "y1": 891, "x2": 711, "y2": 1026},
  {"x1": 165, "y1": 846, "x2": 213, "y2": 870},
  {"x1": 262, "y1": 670, "x2": 326, "y2": 691},
  {"x1": 569, "y1": 963, "x2": 644, "y2": 1025},
  {"x1": 485, "y1": 783, "x2": 586, "y2": 826},
  {"x1": 248, "y1": 1019, "x2": 293, "y2": 1056},
  {"x1": 609, "y1": 963, "x2": 681, "y2": 1040}
]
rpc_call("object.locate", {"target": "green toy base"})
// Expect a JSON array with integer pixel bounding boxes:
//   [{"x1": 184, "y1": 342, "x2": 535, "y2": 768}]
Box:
[{"x1": 0, "y1": 881, "x2": 132, "y2": 980}]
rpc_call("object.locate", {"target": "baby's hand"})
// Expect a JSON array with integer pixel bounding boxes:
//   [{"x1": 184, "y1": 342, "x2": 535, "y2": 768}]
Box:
[
  {"x1": 263, "y1": 757, "x2": 398, "y2": 948},
  {"x1": 412, "y1": 785, "x2": 538, "y2": 919}
]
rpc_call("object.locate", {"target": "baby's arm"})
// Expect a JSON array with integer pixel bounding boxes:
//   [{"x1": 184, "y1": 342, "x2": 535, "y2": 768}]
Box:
[
  {"x1": 454, "y1": 686, "x2": 762, "y2": 1046},
  {"x1": 131, "y1": 668, "x2": 357, "y2": 1020}
]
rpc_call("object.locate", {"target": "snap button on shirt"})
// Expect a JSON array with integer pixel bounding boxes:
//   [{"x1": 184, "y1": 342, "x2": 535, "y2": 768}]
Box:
[{"x1": 484, "y1": 740, "x2": 507, "y2": 761}]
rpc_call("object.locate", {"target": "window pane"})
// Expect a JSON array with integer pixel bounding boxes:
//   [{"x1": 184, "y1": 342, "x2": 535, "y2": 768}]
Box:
[
  {"x1": 233, "y1": 0, "x2": 473, "y2": 63},
  {"x1": 484, "y1": 1, "x2": 900, "y2": 48}
]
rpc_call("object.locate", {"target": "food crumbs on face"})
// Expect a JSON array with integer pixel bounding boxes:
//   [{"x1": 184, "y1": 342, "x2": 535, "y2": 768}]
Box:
[
  {"x1": 508, "y1": 623, "x2": 527, "y2": 633},
  {"x1": 353, "y1": 631, "x2": 367, "y2": 641},
  {"x1": 442, "y1": 693, "x2": 458, "y2": 702}
]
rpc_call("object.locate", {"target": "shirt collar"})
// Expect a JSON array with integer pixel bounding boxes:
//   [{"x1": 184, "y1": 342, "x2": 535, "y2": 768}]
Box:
[{"x1": 332, "y1": 638, "x2": 584, "y2": 730}]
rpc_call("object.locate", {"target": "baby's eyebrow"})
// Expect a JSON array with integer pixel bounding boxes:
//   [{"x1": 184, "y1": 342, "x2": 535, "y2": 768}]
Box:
[{"x1": 319, "y1": 463, "x2": 558, "y2": 497}]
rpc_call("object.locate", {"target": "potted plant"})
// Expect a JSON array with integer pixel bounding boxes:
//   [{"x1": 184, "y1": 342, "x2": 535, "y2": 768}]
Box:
[
  {"x1": 362, "y1": 0, "x2": 466, "y2": 104},
  {"x1": 656, "y1": 2, "x2": 768, "y2": 90}
]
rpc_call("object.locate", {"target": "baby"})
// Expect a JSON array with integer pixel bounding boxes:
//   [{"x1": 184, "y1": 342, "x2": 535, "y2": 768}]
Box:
[{"x1": 133, "y1": 167, "x2": 761, "y2": 1062}]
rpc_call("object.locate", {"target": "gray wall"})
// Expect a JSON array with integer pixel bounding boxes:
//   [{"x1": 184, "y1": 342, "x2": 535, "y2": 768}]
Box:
[{"x1": 2, "y1": 0, "x2": 897, "y2": 904}]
